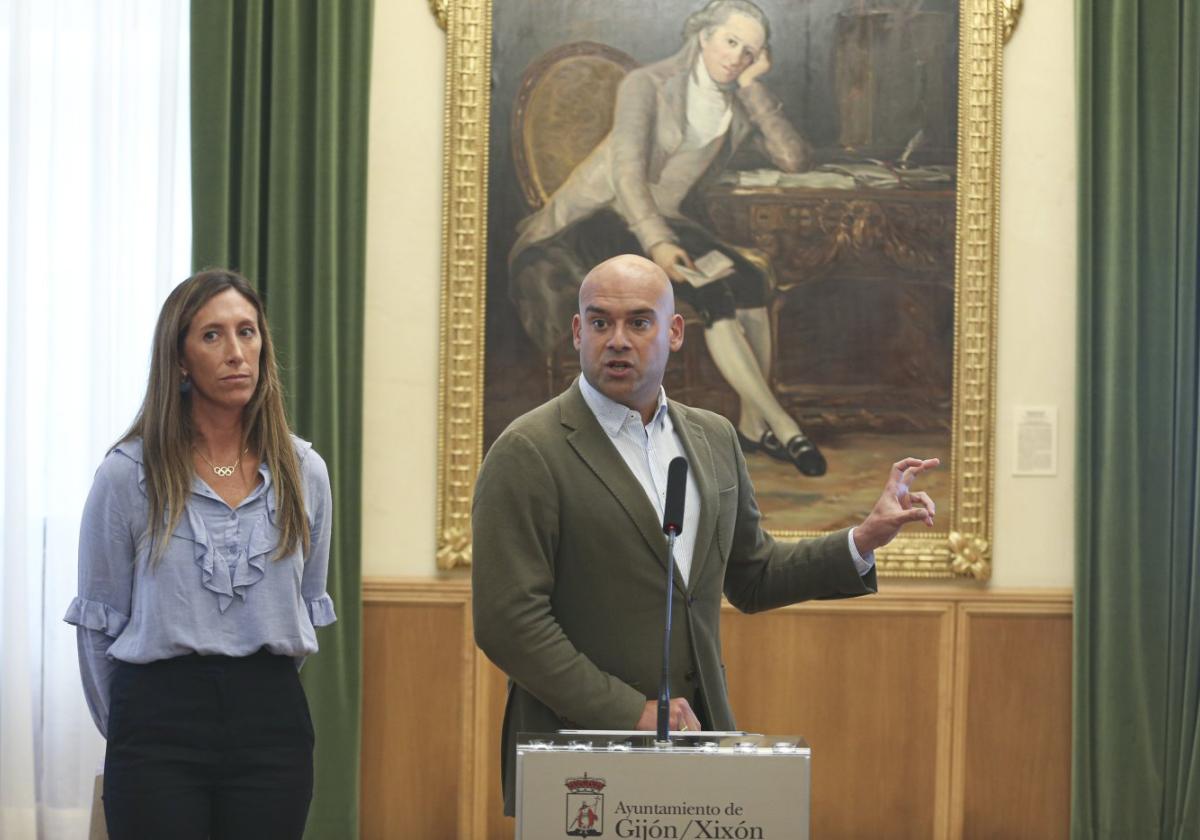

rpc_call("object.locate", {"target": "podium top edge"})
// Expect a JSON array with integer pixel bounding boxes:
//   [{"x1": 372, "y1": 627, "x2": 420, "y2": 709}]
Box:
[{"x1": 515, "y1": 731, "x2": 811, "y2": 755}]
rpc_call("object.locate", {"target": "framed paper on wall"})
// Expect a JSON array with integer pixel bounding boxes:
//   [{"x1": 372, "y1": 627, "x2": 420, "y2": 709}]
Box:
[{"x1": 435, "y1": 0, "x2": 1006, "y2": 578}]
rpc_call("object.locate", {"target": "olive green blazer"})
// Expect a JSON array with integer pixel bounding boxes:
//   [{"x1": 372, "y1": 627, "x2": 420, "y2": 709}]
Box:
[{"x1": 471, "y1": 381, "x2": 875, "y2": 813}]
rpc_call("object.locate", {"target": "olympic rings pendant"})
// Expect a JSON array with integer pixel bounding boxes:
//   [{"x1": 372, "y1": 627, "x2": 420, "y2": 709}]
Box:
[{"x1": 194, "y1": 446, "x2": 247, "y2": 479}]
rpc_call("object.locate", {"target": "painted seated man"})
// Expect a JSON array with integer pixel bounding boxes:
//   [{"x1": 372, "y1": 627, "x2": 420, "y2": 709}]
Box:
[{"x1": 509, "y1": 0, "x2": 827, "y2": 476}]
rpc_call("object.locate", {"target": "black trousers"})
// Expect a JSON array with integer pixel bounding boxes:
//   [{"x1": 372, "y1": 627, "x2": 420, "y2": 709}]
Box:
[
  {"x1": 103, "y1": 649, "x2": 314, "y2": 840},
  {"x1": 510, "y1": 209, "x2": 770, "y2": 353}
]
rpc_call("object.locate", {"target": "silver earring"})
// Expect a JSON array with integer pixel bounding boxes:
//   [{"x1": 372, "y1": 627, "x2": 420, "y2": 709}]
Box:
[{"x1": 180, "y1": 374, "x2": 192, "y2": 394}]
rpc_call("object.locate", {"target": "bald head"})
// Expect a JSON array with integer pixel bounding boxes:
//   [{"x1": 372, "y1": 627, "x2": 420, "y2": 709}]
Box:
[
  {"x1": 578, "y1": 254, "x2": 674, "y2": 316},
  {"x1": 572, "y1": 254, "x2": 685, "y2": 424}
]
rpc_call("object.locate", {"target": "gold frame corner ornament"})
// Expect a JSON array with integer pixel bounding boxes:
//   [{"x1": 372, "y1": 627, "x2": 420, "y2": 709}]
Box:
[
  {"x1": 948, "y1": 532, "x2": 993, "y2": 580},
  {"x1": 1001, "y1": 0, "x2": 1023, "y2": 44},
  {"x1": 428, "y1": 0, "x2": 449, "y2": 31},
  {"x1": 436, "y1": 527, "x2": 472, "y2": 570},
  {"x1": 435, "y1": 0, "x2": 1000, "y2": 579}
]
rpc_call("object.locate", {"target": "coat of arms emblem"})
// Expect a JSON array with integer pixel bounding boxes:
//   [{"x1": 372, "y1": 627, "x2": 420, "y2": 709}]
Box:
[{"x1": 564, "y1": 773, "x2": 605, "y2": 836}]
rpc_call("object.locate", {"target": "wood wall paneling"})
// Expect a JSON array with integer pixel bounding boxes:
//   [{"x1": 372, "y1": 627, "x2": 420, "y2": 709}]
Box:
[
  {"x1": 722, "y1": 603, "x2": 954, "y2": 839},
  {"x1": 361, "y1": 582, "x2": 1071, "y2": 840},
  {"x1": 951, "y1": 603, "x2": 1073, "y2": 839},
  {"x1": 361, "y1": 584, "x2": 474, "y2": 839}
]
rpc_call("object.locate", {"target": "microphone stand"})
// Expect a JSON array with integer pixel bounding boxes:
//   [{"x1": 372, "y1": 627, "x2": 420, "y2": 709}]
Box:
[{"x1": 655, "y1": 526, "x2": 678, "y2": 746}]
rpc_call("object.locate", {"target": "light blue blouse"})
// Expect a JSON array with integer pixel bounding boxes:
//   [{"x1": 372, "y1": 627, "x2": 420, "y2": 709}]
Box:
[{"x1": 64, "y1": 436, "x2": 336, "y2": 736}]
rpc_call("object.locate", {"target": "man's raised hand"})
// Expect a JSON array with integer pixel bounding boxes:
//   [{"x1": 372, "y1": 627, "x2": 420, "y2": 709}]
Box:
[{"x1": 853, "y1": 457, "x2": 940, "y2": 556}]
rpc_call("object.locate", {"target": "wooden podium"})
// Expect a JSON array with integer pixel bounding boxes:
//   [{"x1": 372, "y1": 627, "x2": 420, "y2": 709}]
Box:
[{"x1": 516, "y1": 732, "x2": 811, "y2": 839}]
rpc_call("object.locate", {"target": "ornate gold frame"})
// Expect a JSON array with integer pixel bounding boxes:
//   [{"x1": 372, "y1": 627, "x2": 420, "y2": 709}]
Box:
[{"x1": 434, "y1": 0, "x2": 1007, "y2": 579}]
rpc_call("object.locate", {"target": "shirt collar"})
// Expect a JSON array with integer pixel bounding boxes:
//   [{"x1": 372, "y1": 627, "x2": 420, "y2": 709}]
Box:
[
  {"x1": 115, "y1": 436, "x2": 276, "y2": 511},
  {"x1": 579, "y1": 375, "x2": 670, "y2": 437},
  {"x1": 191, "y1": 457, "x2": 272, "y2": 507}
]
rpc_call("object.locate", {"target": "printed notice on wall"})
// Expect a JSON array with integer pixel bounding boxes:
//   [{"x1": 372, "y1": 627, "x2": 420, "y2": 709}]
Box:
[{"x1": 1013, "y1": 406, "x2": 1058, "y2": 476}]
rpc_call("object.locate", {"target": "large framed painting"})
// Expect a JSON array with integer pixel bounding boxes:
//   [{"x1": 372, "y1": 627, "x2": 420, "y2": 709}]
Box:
[{"x1": 435, "y1": 0, "x2": 1009, "y2": 578}]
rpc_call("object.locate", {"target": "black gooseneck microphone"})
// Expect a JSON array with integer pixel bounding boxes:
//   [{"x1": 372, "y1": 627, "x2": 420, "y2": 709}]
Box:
[{"x1": 657, "y1": 456, "x2": 689, "y2": 743}]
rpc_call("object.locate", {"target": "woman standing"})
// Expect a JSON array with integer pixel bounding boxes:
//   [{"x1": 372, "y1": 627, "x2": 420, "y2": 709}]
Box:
[{"x1": 65, "y1": 269, "x2": 335, "y2": 839}]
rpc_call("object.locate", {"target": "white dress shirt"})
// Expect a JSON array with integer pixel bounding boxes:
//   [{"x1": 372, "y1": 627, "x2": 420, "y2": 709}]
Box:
[
  {"x1": 579, "y1": 377, "x2": 874, "y2": 582},
  {"x1": 682, "y1": 56, "x2": 734, "y2": 151},
  {"x1": 580, "y1": 376, "x2": 701, "y2": 582}
]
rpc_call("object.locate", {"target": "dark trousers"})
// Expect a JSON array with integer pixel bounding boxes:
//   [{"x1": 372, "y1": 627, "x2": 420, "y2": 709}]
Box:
[
  {"x1": 103, "y1": 649, "x2": 314, "y2": 840},
  {"x1": 510, "y1": 209, "x2": 770, "y2": 353}
]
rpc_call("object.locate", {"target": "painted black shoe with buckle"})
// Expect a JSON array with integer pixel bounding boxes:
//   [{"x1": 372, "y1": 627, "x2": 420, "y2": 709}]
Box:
[
  {"x1": 784, "y1": 433, "x2": 827, "y2": 477},
  {"x1": 738, "y1": 430, "x2": 826, "y2": 476}
]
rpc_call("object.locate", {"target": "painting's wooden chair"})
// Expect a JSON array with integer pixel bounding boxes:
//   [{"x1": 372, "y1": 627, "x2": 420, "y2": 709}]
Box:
[
  {"x1": 510, "y1": 41, "x2": 724, "y2": 409},
  {"x1": 512, "y1": 41, "x2": 638, "y2": 211}
]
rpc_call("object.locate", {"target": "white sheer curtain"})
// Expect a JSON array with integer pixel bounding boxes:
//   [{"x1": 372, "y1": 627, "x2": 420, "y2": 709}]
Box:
[{"x1": 0, "y1": 0, "x2": 190, "y2": 836}]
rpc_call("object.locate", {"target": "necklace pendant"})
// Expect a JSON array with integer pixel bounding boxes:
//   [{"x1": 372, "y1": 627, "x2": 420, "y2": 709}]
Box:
[{"x1": 195, "y1": 445, "x2": 245, "y2": 479}]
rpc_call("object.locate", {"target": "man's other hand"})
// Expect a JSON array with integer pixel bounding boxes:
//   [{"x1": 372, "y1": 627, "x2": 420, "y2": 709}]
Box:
[
  {"x1": 853, "y1": 457, "x2": 940, "y2": 556},
  {"x1": 634, "y1": 697, "x2": 702, "y2": 732},
  {"x1": 649, "y1": 242, "x2": 694, "y2": 283}
]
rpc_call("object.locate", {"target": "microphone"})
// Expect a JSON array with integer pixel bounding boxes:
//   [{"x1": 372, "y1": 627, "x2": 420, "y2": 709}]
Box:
[
  {"x1": 657, "y1": 457, "x2": 688, "y2": 743},
  {"x1": 662, "y1": 456, "x2": 688, "y2": 536}
]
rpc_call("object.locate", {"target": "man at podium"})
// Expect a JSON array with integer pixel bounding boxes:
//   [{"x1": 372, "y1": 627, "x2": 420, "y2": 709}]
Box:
[{"x1": 472, "y1": 254, "x2": 938, "y2": 814}]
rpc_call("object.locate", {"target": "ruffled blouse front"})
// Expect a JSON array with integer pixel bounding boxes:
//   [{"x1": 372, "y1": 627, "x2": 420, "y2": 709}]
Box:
[{"x1": 64, "y1": 437, "x2": 336, "y2": 736}]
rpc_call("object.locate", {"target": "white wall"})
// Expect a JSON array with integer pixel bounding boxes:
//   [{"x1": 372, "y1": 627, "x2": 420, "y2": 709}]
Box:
[
  {"x1": 991, "y1": 0, "x2": 1076, "y2": 587},
  {"x1": 361, "y1": 0, "x2": 445, "y2": 576},
  {"x1": 361, "y1": 0, "x2": 1076, "y2": 587}
]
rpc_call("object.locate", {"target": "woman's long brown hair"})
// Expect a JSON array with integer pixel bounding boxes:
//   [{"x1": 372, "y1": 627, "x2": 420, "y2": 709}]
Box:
[{"x1": 120, "y1": 269, "x2": 309, "y2": 564}]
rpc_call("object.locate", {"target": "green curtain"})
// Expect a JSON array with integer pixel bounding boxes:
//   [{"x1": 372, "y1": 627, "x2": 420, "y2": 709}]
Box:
[
  {"x1": 189, "y1": 2, "x2": 372, "y2": 837},
  {"x1": 1075, "y1": 0, "x2": 1199, "y2": 837}
]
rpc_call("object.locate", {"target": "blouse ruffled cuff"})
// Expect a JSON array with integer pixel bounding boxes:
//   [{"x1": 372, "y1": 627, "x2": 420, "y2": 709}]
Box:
[
  {"x1": 63, "y1": 596, "x2": 130, "y2": 638},
  {"x1": 307, "y1": 594, "x2": 337, "y2": 627}
]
